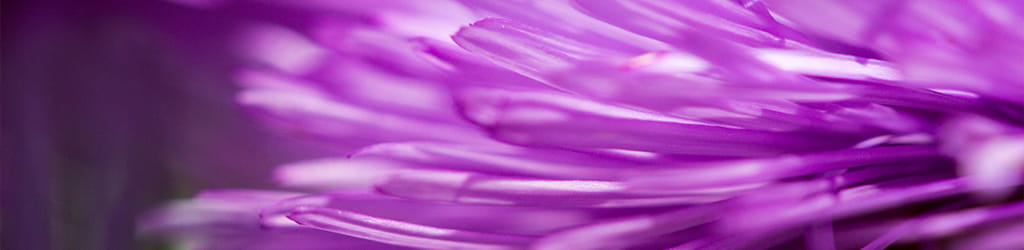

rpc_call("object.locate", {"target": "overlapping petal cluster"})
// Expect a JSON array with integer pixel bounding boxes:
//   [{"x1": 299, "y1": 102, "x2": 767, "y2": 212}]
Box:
[{"x1": 145, "y1": 1, "x2": 1024, "y2": 249}]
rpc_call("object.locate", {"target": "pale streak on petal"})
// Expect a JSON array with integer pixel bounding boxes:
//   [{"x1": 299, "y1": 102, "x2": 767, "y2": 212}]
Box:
[
  {"x1": 240, "y1": 24, "x2": 328, "y2": 74},
  {"x1": 753, "y1": 49, "x2": 901, "y2": 81},
  {"x1": 274, "y1": 158, "x2": 403, "y2": 190}
]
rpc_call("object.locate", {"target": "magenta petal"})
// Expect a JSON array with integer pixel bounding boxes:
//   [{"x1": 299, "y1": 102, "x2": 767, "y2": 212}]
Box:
[
  {"x1": 453, "y1": 18, "x2": 631, "y2": 82},
  {"x1": 457, "y1": 0, "x2": 666, "y2": 53},
  {"x1": 573, "y1": 0, "x2": 790, "y2": 47},
  {"x1": 533, "y1": 206, "x2": 719, "y2": 249},
  {"x1": 375, "y1": 169, "x2": 731, "y2": 207},
  {"x1": 720, "y1": 177, "x2": 974, "y2": 233},
  {"x1": 458, "y1": 89, "x2": 857, "y2": 156},
  {"x1": 238, "y1": 86, "x2": 491, "y2": 146},
  {"x1": 287, "y1": 206, "x2": 535, "y2": 249},
  {"x1": 627, "y1": 145, "x2": 939, "y2": 190},
  {"x1": 862, "y1": 201, "x2": 1024, "y2": 249},
  {"x1": 351, "y1": 142, "x2": 635, "y2": 180}
]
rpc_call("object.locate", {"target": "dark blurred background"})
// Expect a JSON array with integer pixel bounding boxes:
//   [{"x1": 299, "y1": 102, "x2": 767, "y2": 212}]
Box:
[{"x1": 2, "y1": 1, "x2": 328, "y2": 249}]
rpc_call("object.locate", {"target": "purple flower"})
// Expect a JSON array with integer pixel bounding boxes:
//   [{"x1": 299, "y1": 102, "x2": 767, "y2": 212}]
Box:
[{"x1": 145, "y1": 0, "x2": 1024, "y2": 249}]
